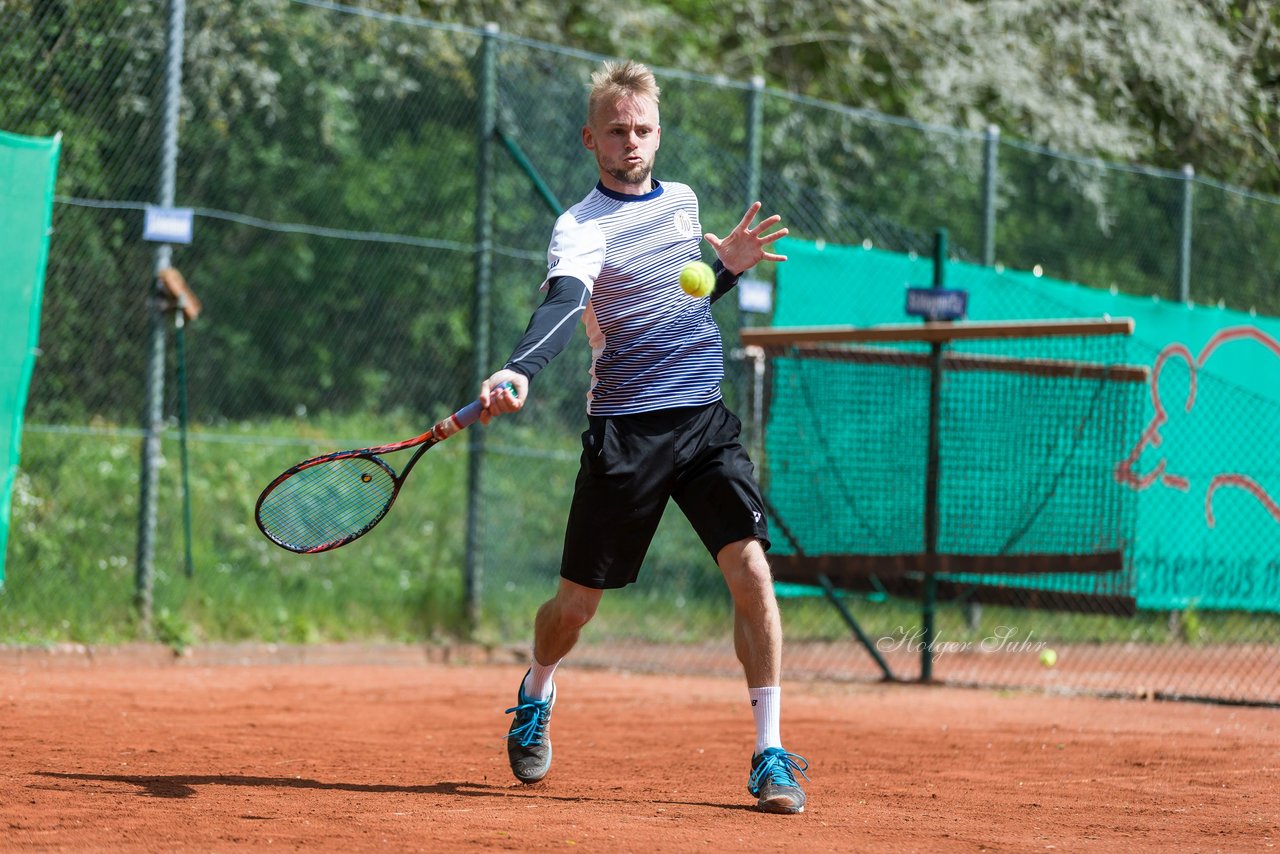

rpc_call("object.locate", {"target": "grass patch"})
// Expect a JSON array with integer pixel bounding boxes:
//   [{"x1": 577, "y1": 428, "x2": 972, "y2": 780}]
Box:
[{"x1": 3, "y1": 417, "x2": 471, "y2": 645}]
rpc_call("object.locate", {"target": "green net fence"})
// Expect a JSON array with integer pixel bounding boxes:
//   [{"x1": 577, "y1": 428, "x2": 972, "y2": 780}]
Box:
[
  {"x1": 2, "y1": 0, "x2": 1278, "y2": 704},
  {"x1": 762, "y1": 333, "x2": 1142, "y2": 576}
]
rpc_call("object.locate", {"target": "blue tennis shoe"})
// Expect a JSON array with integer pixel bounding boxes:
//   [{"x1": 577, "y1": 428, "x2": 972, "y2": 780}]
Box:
[
  {"x1": 748, "y1": 747, "x2": 809, "y2": 814},
  {"x1": 505, "y1": 672, "x2": 555, "y2": 783}
]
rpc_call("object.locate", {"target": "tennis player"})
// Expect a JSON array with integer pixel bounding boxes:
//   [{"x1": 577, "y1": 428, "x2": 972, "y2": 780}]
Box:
[{"x1": 479, "y1": 59, "x2": 808, "y2": 815}]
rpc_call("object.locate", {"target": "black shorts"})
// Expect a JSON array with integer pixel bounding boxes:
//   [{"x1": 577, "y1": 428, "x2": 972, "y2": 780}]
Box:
[{"x1": 560, "y1": 400, "x2": 771, "y2": 589}]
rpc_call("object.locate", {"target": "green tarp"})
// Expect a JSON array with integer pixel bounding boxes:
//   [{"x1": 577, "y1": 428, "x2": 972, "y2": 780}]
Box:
[{"x1": 1, "y1": 130, "x2": 61, "y2": 588}]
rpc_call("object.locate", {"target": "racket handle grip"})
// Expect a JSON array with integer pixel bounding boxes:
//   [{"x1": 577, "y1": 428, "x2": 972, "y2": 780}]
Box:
[{"x1": 454, "y1": 381, "x2": 518, "y2": 429}]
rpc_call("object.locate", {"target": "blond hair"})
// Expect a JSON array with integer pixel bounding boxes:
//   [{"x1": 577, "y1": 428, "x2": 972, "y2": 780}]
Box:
[{"x1": 587, "y1": 60, "x2": 661, "y2": 125}]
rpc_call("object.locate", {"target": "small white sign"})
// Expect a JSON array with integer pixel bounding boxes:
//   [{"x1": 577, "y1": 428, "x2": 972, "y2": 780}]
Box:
[
  {"x1": 143, "y1": 206, "x2": 194, "y2": 244},
  {"x1": 738, "y1": 277, "x2": 773, "y2": 314}
]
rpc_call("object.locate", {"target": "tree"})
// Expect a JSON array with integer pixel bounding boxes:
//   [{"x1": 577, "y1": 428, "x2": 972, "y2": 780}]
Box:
[{"x1": 379, "y1": 0, "x2": 1280, "y2": 194}]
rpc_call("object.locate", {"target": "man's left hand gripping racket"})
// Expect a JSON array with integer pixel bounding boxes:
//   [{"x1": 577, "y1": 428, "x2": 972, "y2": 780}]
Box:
[{"x1": 255, "y1": 384, "x2": 515, "y2": 553}]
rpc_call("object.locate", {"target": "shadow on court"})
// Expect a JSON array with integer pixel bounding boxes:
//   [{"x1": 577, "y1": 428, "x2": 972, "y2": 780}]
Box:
[{"x1": 32, "y1": 772, "x2": 755, "y2": 811}]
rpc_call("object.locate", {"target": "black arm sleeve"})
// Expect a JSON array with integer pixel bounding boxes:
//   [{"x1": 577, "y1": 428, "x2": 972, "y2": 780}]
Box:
[
  {"x1": 709, "y1": 259, "x2": 742, "y2": 305},
  {"x1": 502, "y1": 275, "x2": 590, "y2": 381}
]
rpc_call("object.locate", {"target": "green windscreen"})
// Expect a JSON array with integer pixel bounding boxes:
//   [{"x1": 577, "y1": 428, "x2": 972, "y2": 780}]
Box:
[
  {"x1": 768, "y1": 238, "x2": 1280, "y2": 613},
  {"x1": 0, "y1": 130, "x2": 61, "y2": 588}
]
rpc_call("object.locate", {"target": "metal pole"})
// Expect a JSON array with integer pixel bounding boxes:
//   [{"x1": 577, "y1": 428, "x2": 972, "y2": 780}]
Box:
[
  {"x1": 745, "y1": 75, "x2": 764, "y2": 213},
  {"x1": 735, "y1": 75, "x2": 766, "y2": 416},
  {"x1": 758, "y1": 492, "x2": 897, "y2": 682},
  {"x1": 496, "y1": 126, "x2": 562, "y2": 215},
  {"x1": 921, "y1": 228, "x2": 947, "y2": 682},
  {"x1": 175, "y1": 310, "x2": 194, "y2": 578},
  {"x1": 816, "y1": 574, "x2": 896, "y2": 681},
  {"x1": 136, "y1": 0, "x2": 186, "y2": 630},
  {"x1": 1178, "y1": 164, "x2": 1194, "y2": 303},
  {"x1": 980, "y1": 125, "x2": 1000, "y2": 267},
  {"x1": 749, "y1": 345, "x2": 765, "y2": 463},
  {"x1": 464, "y1": 22, "x2": 498, "y2": 632}
]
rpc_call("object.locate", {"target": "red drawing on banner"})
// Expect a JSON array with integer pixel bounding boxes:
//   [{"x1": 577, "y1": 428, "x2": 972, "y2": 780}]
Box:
[{"x1": 1114, "y1": 326, "x2": 1280, "y2": 527}]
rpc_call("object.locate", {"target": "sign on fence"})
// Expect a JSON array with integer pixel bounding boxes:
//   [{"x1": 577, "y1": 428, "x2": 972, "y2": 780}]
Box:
[
  {"x1": 906, "y1": 286, "x2": 968, "y2": 321},
  {"x1": 143, "y1": 206, "x2": 194, "y2": 244}
]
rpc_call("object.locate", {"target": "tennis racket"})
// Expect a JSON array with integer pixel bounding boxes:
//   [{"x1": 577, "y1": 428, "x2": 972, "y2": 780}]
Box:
[{"x1": 255, "y1": 383, "x2": 515, "y2": 553}]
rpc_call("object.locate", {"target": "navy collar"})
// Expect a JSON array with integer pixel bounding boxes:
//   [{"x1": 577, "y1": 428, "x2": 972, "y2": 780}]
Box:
[{"x1": 595, "y1": 178, "x2": 664, "y2": 202}]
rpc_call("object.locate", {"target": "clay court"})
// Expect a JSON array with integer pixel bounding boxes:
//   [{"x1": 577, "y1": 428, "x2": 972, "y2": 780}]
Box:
[{"x1": 2, "y1": 645, "x2": 1276, "y2": 852}]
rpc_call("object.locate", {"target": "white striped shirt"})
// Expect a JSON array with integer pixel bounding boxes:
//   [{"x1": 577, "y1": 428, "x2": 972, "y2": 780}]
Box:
[{"x1": 542, "y1": 180, "x2": 723, "y2": 416}]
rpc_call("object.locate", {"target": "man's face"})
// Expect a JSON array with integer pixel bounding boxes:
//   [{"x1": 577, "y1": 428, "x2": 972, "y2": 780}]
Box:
[{"x1": 583, "y1": 95, "x2": 661, "y2": 193}]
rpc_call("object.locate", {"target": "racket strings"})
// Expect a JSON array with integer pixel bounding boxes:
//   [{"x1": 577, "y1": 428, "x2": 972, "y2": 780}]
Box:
[{"x1": 258, "y1": 456, "x2": 397, "y2": 551}]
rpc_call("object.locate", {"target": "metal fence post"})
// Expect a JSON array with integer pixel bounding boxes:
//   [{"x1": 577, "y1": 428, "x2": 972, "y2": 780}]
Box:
[
  {"x1": 465, "y1": 23, "x2": 498, "y2": 632},
  {"x1": 736, "y1": 74, "x2": 766, "y2": 441},
  {"x1": 745, "y1": 75, "x2": 764, "y2": 214},
  {"x1": 135, "y1": 0, "x2": 186, "y2": 630},
  {"x1": 921, "y1": 228, "x2": 947, "y2": 682},
  {"x1": 1178, "y1": 163, "x2": 1194, "y2": 303},
  {"x1": 981, "y1": 124, "x2": 1000, "y2": 266}
]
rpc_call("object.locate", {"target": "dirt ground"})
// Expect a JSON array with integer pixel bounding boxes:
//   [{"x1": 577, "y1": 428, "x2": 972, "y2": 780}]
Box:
[{"x1": 1, "y1": 644, "x2": 1277, "y2": 852}]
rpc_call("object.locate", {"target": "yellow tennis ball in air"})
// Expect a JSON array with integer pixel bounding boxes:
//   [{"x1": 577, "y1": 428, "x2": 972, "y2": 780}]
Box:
[
  {"x1": 679, "y1": 260, "x2": 715, "y2": 298},
  {"x1": 1039, "y1": 648, "x2": 1058, "y2": 668}
]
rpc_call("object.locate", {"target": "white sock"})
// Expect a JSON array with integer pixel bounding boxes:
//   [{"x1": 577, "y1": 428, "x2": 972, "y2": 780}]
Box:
[
  {"x1": 749, "y1": 686, "x2": 782, "y2": 755},
  {"x1": 522, "y1": 656, "x2": 560, "y2": 701}
]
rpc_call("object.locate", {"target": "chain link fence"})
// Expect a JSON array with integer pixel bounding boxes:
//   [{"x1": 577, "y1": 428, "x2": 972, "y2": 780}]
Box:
[{"x1": 2, "y1": 0, "x2": 1277, "y2": 704}]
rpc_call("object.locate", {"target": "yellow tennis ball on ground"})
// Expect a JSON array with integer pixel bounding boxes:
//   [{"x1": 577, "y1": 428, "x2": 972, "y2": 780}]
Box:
[
  {"x1": 679, "y1": 260, "x2": 715, "y2": 298},
  {"x1": 1040, "y1": 648, "x2": 1058, "y2": 668}
]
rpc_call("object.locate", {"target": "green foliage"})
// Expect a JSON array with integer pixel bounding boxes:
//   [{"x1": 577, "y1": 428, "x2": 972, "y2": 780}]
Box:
[
  {"x1": 1176, "y1": 601, "x2": 1205, "y2": 646},
  {"x1": 456, "y1": 0, "x2": 1280, "y2": 196},
  {"x1": 153, "y1": 606, "x2": 196, "y2": 653}
]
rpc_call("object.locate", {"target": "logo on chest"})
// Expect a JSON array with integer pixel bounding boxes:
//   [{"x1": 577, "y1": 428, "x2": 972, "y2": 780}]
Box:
[{"x1": 673, "y1": 210, "x2": 695, "y2": 239}]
